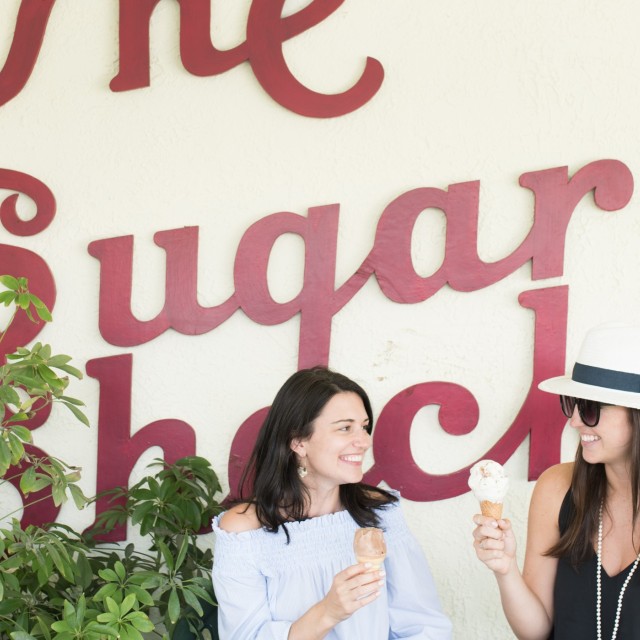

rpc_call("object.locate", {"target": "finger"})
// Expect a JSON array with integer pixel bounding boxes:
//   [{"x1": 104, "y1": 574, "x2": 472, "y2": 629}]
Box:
[
  {"x1": 475, "y1": 526, "x2": 504, "y2": 542},
  {"x1": 355, "y1": 585, "x2": 382, "y2": 605},
  {"x1": 350, "y1": 569, "x2": 385, "y2": 592},
  {"x1": 341, "y1": 563, "x2": 375, "y2": 579},
  {"x1": 479, "y1": 537, "x2": 505, "y2": 551},
  {"x1": 473, "y1": 515, "x2": 500, "y2": 530}
]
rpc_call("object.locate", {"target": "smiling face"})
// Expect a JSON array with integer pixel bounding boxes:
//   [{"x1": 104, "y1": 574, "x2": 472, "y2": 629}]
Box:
[
  {"x1": 571, "y1": 403, "x2": 633, "y2": 467},
  {"x1": 291, "y1": 391, "x2": 372, "y2": 491}
]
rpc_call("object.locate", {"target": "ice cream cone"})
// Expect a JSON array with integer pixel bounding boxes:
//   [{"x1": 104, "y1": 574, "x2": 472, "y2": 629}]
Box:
[
  {"x1": 469, "y1": 460, "x2": 509, "y2": 518},
  {"x1": 480, "y1": 500, "x2": 503, "y2": 520},
  {"x1": 354, "y1": 527, "x2": 386, "y2": 571}
]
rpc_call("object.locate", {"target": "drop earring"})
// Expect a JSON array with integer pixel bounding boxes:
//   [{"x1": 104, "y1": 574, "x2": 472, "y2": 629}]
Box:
[{"x1": 297, "y1": 464, "x2": 308, "y2": 478}]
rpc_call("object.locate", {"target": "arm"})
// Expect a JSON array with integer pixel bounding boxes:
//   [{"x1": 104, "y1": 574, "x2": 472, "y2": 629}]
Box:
[
  {"x1": 212, "y1": 507, "x2": 292, "y2": 640},
  {"x1": 382, "y1": 503, "x2": 453, "y2": 639},
  {"x1": 472, "y1": 462, "x2": 572, "y2": 640}
]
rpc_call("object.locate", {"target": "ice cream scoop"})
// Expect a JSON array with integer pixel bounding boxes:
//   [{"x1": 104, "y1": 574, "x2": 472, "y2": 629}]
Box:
[
  {"x1": 468, "y1": 459, "x2": 509, "y2": 519},
  {"x1": 353, "y1": 527, "x2": 387, "y2": 570}
]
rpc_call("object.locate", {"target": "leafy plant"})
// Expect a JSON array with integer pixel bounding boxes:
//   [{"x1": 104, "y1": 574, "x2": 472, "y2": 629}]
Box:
[
  {"x1": 87, "y1": 456, "x2": 223, "y2": 638},
  {"x1": 0, "y1": 276, "x2": 223, "y2": 639},
  {"x1": 0, "y1": 275, "x2": 88, "y2": 509}
]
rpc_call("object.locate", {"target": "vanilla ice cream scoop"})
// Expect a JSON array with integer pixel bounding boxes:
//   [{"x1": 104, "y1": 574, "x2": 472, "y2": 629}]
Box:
[
  {"x1": 354, "y1": 527, "x2": 386, "y2": 569},
  {"x1": 468, "y1": 460, "x2": 509, "y2": 519}
]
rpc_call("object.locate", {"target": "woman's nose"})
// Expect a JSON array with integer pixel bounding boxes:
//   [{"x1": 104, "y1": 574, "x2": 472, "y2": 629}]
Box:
[
  {"x1": 569, "y1": 405, "x2": 584, "y2": 428},
  {"x1": 354, "y1": 428, "x2": 372, "y2": 448}
]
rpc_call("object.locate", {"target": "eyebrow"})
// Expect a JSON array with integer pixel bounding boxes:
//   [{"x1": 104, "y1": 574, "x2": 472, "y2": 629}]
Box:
[{"x1": 330, "y1": 418, "x2": 370, "y2": 425}]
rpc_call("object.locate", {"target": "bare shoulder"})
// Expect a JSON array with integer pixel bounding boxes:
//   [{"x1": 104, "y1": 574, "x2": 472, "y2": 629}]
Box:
[
  {"x1": 526, "y1": 462, "x2": 573, "y2": 540},
  {"x1": 218, "y1": 503, "x2": 262, "y2": 533},
  {"x1": 532, "y1": 462, "x2": 573, "y2": 503}
]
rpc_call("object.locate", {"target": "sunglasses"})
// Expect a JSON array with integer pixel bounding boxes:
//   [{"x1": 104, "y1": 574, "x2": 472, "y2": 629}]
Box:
[{"x1": 559, "y1": 395, "x2": 610, "y2": 427}]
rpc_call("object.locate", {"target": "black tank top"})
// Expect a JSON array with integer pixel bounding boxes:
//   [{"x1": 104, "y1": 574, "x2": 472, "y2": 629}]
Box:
[{"x1": 551, "y1": 489, "x2": 640, "y2": 639}]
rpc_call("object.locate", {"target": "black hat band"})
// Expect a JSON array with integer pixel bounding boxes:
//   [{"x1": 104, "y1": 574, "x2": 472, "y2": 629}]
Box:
[{"x1": 572, "y1": 362, "x2": 640, "y2": 393}]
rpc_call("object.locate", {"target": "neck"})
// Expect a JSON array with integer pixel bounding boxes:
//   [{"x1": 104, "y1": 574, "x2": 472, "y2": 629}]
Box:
[
  {"x1": 605, "y1": 460, "x2": 633, "y2": 500},
  {"x1": 302, "y1": 482, "x2": 342, "y2": 517}
]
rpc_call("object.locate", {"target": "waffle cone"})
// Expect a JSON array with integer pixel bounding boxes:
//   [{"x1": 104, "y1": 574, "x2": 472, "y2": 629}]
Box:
[{"x1": 480, "y1": 500, "x2": 503, "y2": 519}]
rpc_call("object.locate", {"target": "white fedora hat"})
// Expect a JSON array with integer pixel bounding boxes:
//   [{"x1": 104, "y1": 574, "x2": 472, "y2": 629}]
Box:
[{"x1": 538, "y1": 323, "x2": 640, "y2": 409}]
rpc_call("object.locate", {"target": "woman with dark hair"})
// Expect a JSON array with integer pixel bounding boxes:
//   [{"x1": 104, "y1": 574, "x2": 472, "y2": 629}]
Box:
[
  {"x1": 472, "y1": 323, "x2": 640, "y2": 639},
  {"x1": 212, "y1": 366, "x2": 452, "y2": 639}
]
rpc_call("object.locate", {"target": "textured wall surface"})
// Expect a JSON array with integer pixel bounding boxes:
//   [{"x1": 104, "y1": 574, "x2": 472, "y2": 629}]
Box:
[{"x1": 2, "y1": 1, "x2": 640, "y2": 637}]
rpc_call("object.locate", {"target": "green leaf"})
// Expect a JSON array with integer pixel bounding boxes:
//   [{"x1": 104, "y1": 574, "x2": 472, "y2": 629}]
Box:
[
  {"x1": 86, "y1": 624, "x2": 118, "y2": 637},
  {"x1": 129, "y1": 585, "x2": 154, "y2": 607},
  {"x1": 167, "y1": 587, "x2": 180, "y2": 624},
  {"x1": 119, "y1": 627, "x2": 143, "y2": 640},
  {"x1": 0, "y1": 437, "x2": 11, "y2": 472},
  {"x1": 52, "y1": 483, "x2": 67, "y2": 507},
  {"x1": 26, "y1": 476, "x2": 52, "y2": 493},
  {"x1": 58, "y1": 394, "x2": 84, "y2": 406},
  {"x1": 27, "y1": 293, "x2": 46, "y2": 309},
  {"x1": 45, "y1": 542, "x2": 74, "y2": 582},
  {"x1": 37, "y1": 364, "x2": 61, "y2": 385},
  {"x1": 55, "y1": 364, "x2": 83, "y2": 379},
  {"x1": 76, "y1": 551, "x2": 93, "y2": 589},
  {"x1": 93, "y1": 583, "x2": 118, "y2": 602},
  {"x1": 130, "y1": 501, "x2": 155, "y2": 526},
  {"x1": 157, "y1": 541, "x2": 174, "y2": 572},
  {"x1": 34, "y1": 305, "x2": 52, "y2": 322},
  {"x1": 0, "y1": 385, "x2": 21, "y2": 405},
  {"x1": 19, "y1": 465, "x2": 36, "y2": 494},
  {"x1": 96, "y1": 612, "x2": 117, "y2": 623},
  {"x1": 68, "y1": 483, "x2": 88, "y2": 510},
  {"x1": 10, "y1": 632, "x2": 38, "y2": 640},
  {"x1": 7, "y1": 432, "x2": 25, "y2": 465},
  {"x1": 183, "y1": 583, "x2": 214, "y2": 604},
  {"x1": 174, "y1": 534, "x2": 189, "y2": 572},
  {"x1": 9, "y1": 425, "x2": 32, "y2": 443},
  {"x1": 105, "y1": 596, "x2": 120, "y2": 615},
  {"x1": 114, "y1": 560, "x2": 126, "y2": 582},
  {"x1": 120, "y1": 592, "x2": 136, "y2": 615},
  {"x1": 62, "y1": 599, "x2": 77, "y2": 626},
  {"x1": 98, "y1": 568, "x2": 118, "y2": 583},
  {"x1": 62, "y1": 402, "x2": 90, "y2": 427},
  {"x1": 17, "y1": 293, "x2": 30, "y2": 310},
  {"x1": 6, "y1": 412, "x2": 31, "y2": 424},
  {"x1": 127, "y1": 612, "x2": 154, "y2": 632},
  {"x1": 0, "y1": 275, "x2": 19, "y2": 290},
  {"x1": 182, "y1": 586, "x2": 203, "y2": 616},
  {"x1": 38, "y1": 344, "x2": 51, "y2": 360},
  {"x1": 0, "y1": 290, "x2": 16, "y2": 305}
]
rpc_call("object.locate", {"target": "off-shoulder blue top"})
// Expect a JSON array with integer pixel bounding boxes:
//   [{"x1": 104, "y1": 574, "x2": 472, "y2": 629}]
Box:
[{"x1": 211, "y1": 495, "x2": 452, "y2": 639}]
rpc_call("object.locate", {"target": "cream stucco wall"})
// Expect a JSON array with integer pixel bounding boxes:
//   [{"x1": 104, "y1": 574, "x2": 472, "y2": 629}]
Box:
[{"x1": 2, "y1": 1, "x2": 640, "y2": 637}]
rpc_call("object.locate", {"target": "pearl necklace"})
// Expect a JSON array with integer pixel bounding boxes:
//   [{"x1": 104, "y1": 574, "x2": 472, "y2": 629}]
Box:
[{"x1": 596, "y1": 502, "x2": 640, "y2": 640}]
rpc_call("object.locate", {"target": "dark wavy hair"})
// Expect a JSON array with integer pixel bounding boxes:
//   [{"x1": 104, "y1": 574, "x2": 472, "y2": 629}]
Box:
[
  {"x1": 547, "y1": 407, "x2": 640, "y2": 566},
  {"x1": 237, "y1": 366, "x2": 397, "y2": 537}
]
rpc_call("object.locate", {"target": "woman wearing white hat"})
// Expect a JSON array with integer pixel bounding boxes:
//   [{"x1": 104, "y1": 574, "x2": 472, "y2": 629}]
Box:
[{"x1": 472, "y1": 323, "x2": 640, "y2": 639}]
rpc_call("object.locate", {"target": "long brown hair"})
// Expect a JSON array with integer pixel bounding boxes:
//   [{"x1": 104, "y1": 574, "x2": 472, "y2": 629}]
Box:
[
  {"x1": 547, "y1": 408, "x2": 640, "y2": 566},
  {"x1": 238, "y1": 367, "x2": 397, "y2": 540}
]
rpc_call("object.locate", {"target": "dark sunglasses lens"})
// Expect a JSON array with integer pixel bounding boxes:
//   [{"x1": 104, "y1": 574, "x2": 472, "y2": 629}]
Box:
[
  {"x1": 560, "y1": 396, "x2": 575, "y2": 419},
  {"x1": 580, "y1": 400, "x2": 599, "y2": 427}
]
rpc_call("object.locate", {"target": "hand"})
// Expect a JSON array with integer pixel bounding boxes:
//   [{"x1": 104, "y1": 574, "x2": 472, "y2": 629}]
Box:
[
  {"x1": 321, "y1": 563, "x2": 384, "y2": 624},
  {"x1": 472, "y1": 514, "x2": 516, "y2": 575}
]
